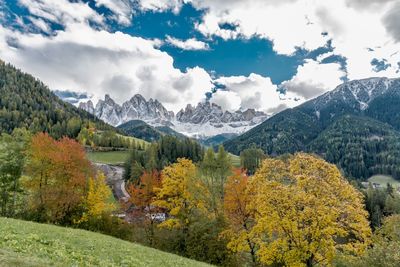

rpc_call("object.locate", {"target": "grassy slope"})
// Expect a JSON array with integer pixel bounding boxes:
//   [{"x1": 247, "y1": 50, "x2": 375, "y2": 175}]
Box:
[
  {"x1": 368, "y1": 175, "x2": 400, "y2": 188},
  {"x1": 0, "y1": 217, "x2": 210, "y2": 267},
  {"x1": 87, "y1": 150, "x2": 130, "y2": 165}
]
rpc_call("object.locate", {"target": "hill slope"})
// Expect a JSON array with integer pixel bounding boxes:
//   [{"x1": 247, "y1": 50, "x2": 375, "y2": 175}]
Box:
[
  {"x1": 0, "y1": 217, "x2": 210, "y2": 267},
  {"x1": 0, "y1": 61, "x2": 112, "y2": 138},
  {"x1": 224, "y1": 77, "x2": 400, "y2": 180},
  {"x1": 118, "y1": 120, "x2": 186, "y2": 142},
  {"x1": 307, "y1": 115, "x2": 400, "y2": 179}
]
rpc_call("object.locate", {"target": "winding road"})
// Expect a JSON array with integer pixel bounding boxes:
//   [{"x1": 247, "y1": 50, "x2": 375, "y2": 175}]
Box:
[{"x1": 93, "y1": 163, "x2": 130, "y2": 202}]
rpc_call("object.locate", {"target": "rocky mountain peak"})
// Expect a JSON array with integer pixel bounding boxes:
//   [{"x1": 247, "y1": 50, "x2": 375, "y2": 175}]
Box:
[
  {"x1": 80, "y1": 93, "x2": 175, "y2": 126},
  {"x1": 176, "y1": 100, "x2": 267, "y2": 125}
]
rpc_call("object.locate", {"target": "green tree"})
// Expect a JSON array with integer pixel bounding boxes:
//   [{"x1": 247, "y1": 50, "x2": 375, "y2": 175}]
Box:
[{"x1": 0, "y1": 130, "x2": 29, "y2": 216}]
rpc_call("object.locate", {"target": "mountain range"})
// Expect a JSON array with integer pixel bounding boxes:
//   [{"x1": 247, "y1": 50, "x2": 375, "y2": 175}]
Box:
[
  {"x1": 79, "y1": 94, "x2": 268, "y2": 138},
  {"x1": 224, "y1": 77, "x2": 400, "y2": 180}
]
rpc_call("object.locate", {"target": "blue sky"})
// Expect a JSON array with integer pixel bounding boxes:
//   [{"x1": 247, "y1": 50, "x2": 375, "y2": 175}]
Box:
[{"x1": 0, "y1": 0, "x2": 399, "y2": 113}]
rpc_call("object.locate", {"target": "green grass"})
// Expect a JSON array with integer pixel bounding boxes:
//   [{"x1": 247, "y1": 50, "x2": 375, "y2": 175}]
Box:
[
  {"x1": 0, "y1": 217, "x2": 211, "y2": 267},
  {"x1": 115, "y1": 133, "x2": 149, "y2": 147},
  {"x1": 87, "y1": 150, "x2": 130, "y2": 165},
  {"x1": 229, "y1": 153, "x2": 241, "y2": 167},
  {"x1": 368, "y1": 175, "x2": 400, "y2": 188}
]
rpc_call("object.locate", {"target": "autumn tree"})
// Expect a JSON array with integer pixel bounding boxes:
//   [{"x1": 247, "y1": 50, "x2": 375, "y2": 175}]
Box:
[
  {"x1": 24, "y1": 133, "x2": 93, "y2": 223},
  {"x1": 79, "y1": 171, "x2": 116, "y2": 223},
  {"x1": 127, "y1": 170, "x2": 162, "y2": 245},
  {"x1": 336, "y1": 214, "x2": 400, "y2": 266},
  {"x1": 153, "y1": 158, "x2": 210, "y2": 253},
  {"x1": 223, "y1": 168, "x2": 257, "y2": 265},
  {"x1": 242, "y1": 153, "x2": 371, "y2": 267}
]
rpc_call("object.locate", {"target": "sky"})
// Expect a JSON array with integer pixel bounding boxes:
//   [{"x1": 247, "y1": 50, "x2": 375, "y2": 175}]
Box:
[{"x1": 0, "y1": 0, "x2": 399, "y2": 114}]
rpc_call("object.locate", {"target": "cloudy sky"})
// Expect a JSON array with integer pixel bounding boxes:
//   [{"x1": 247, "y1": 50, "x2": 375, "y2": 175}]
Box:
[{"x1": 0, "y1": 0, "x2": 399, "y2": 113}]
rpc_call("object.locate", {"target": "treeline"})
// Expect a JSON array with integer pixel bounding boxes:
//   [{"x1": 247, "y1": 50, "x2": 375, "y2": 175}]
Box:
[
  {"x1": 0, "y1": 61, "x2": 113, "y2": 139},
  {"x1": 124, "y1": 153, "x2": 376, "y2": 266},
  {"x1": 124, "y1": 135, "x2": 203, "y2": 182},
  {"x1": 77, "y1": 124, "x2": 144, "y2": 150}
]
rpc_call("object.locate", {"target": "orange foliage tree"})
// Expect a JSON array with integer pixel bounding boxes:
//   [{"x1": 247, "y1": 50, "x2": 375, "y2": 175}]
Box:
[
  {"x1": 24, "y1": 133, "x2": 93, "y2": 223},
  {"x1": 223, "y1": 168, "x2": 257, "y2": 264},
  {"x1": 127, "y1": 170, "x2": 162, "y2": 245}
]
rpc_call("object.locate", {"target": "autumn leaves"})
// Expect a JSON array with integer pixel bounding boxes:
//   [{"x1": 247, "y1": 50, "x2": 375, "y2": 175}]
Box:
[
  {"x1": 125, "y1": 151, "x2": 372, "y2": 266},
  {"x1": 24, "y1": 133, "x2": 115, "y2": 224}
]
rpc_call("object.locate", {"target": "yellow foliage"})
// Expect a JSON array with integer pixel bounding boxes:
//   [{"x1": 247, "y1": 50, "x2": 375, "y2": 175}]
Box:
[
  {"x1": 244, "y1": 153, "x2": 371, "y2": 266},
  {"x1": 152, "y1": 158, "x2": 209, "y2": 229},
  {"x1": 79, "y1": 171, "x2": 116, "y2": 223}
]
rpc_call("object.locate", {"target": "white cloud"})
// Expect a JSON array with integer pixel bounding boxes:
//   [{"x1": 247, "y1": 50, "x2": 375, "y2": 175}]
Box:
[
  {"x1": 18, "y1": 0, "x2": 104, "y2": 26},
  {"x1": 166, "y1": 35, "x2": 209, "y2": 50},
  {"x1": 94, "y1": 0, "x2": 134, "y2": 26},
  {"x1": 0, "y1": 22, "x2": 213, "y2": 113},
  {"x1": 281, "y1": 59, "x2": 346, "y2": 99},
  {"x1": 210, "y1": 90, "x2": 242, "y2": 111},
  {"x1": 139, "y1": 0, "x2": 183, "y2": 13},
  {"x1": 189, "y1": 0, "x2": 400, "y2": 79},
  {"x1": 212, "y1": 73, "x2": 301, "y2": 114},
  {"x1": 28, "y1": 16, "x2": 51, "y2": 33},
  {"x1": 192, "y1": 0, "x2": 328, "y2": 55}
]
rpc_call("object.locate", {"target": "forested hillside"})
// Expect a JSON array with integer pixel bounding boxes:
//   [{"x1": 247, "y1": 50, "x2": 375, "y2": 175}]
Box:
[
  {"x1": 118, "y1": 120, "x2": 185, "y2": 142},
  {"x1": 224, "y1": 78, "x2": 400, "y2": 180},
  {"x1": 308, "y1": 115, "x2": 400, "y2": 179},
  {"x1": 0, "y1": 61, "x2": 113, "y2": 139}
]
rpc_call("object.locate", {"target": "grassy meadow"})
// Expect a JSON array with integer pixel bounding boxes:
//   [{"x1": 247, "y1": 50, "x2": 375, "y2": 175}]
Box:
[
  {"x1": 0, "y1": 217, "x2": 210, "y2": 267},
  {"x1": 368, "y1": 175, "x2": 400, "y2": 188}
]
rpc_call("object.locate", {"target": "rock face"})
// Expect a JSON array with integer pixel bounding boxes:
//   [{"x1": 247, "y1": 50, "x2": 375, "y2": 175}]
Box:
[
  {"x1": 176, "y1": 101, "x2": 266, "y2": 125},
  {"x1": 79, "y1": 94, "x2": 175, "y2": 127},
  {"x1": 79, "y1": 94, "x2": 269, "y2": 138}
]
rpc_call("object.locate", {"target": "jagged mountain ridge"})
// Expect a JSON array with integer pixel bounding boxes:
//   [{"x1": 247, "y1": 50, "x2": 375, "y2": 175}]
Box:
[
  {"x1": 79, "y1": 94, "x2": 268, "y2": 138},
  {"x1": 79, "y1": 94, "x2": 174, "y2": 127}
]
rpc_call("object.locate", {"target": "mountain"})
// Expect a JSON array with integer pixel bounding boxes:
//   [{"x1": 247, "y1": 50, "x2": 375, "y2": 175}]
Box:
[
  {"x1": 199, "y1": 133, "x2": 238, "y2": 147},
  {"x1": 79, "y1": 94, "x2": 174, "y2": 127},
  {"x1": 0, "y1": 61, "x2": 113, "y2": 138},
  {"x1": 308, "y1": 115, "x2": 400, "y2": 179},
  {"x1": 117, "y1": 120, "x2": 186, "y2": 142},
  {"x1": 224, "y1": 77, "x2": 400, "y2": 180},
  {"x1": 176, "y1": 102, "x2": 265, "y2": 124},
  {"x1": 80, "y1": 95, "x2": 268, "y2": 138}
]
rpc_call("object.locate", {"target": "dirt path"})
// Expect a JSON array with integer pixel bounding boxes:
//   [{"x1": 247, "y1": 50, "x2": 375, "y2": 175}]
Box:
[{"x1": 93, "y1": 163, "x2": 130, "y2": 202}]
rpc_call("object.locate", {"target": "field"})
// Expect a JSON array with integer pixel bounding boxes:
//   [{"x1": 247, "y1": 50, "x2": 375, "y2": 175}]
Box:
[
  {"x1": 87, "y1": 150, "x2": 130, "y2": 165},
  {"x1": 229, "y1": 153, "x2": 241, "y2": 167},
  {"x1": 368, "y1": 175, "x2": 400, "y2": 188},
  {"x1": 116, "y1": 133, "x2": 149, "y2": 147},
  {"x1": 0, "y1": 217, "x2": 210, "y2": 267}
]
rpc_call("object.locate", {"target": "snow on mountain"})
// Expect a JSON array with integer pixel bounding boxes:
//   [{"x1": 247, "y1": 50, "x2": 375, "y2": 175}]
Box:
[
  {"x1": 79, "y1": 94, "x2": 268, "y2": 138},
  {"x1": 174, "y1": 101, "x2": 268, "y2": 138},
  {"x1": 308, "y1": 77, "x2": 398, "y2": 113},
  {"x1": 79, "y1": 94, "x2": 174, "y2": 127}
]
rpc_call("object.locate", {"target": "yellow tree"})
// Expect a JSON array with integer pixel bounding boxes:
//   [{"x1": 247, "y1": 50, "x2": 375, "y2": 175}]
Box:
[
  {"x1": 223, "y1": 168, "x2": 257, "y2": 264},
  {"x1": 152, "y1": 158, "x2": 210, "y2": 251},
  {"x1": 244, "y1": 153, "x2": 371, "y2": 267},
  {"x1": 79, "y1": 171, "x2": 116, "y2": 223}
]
